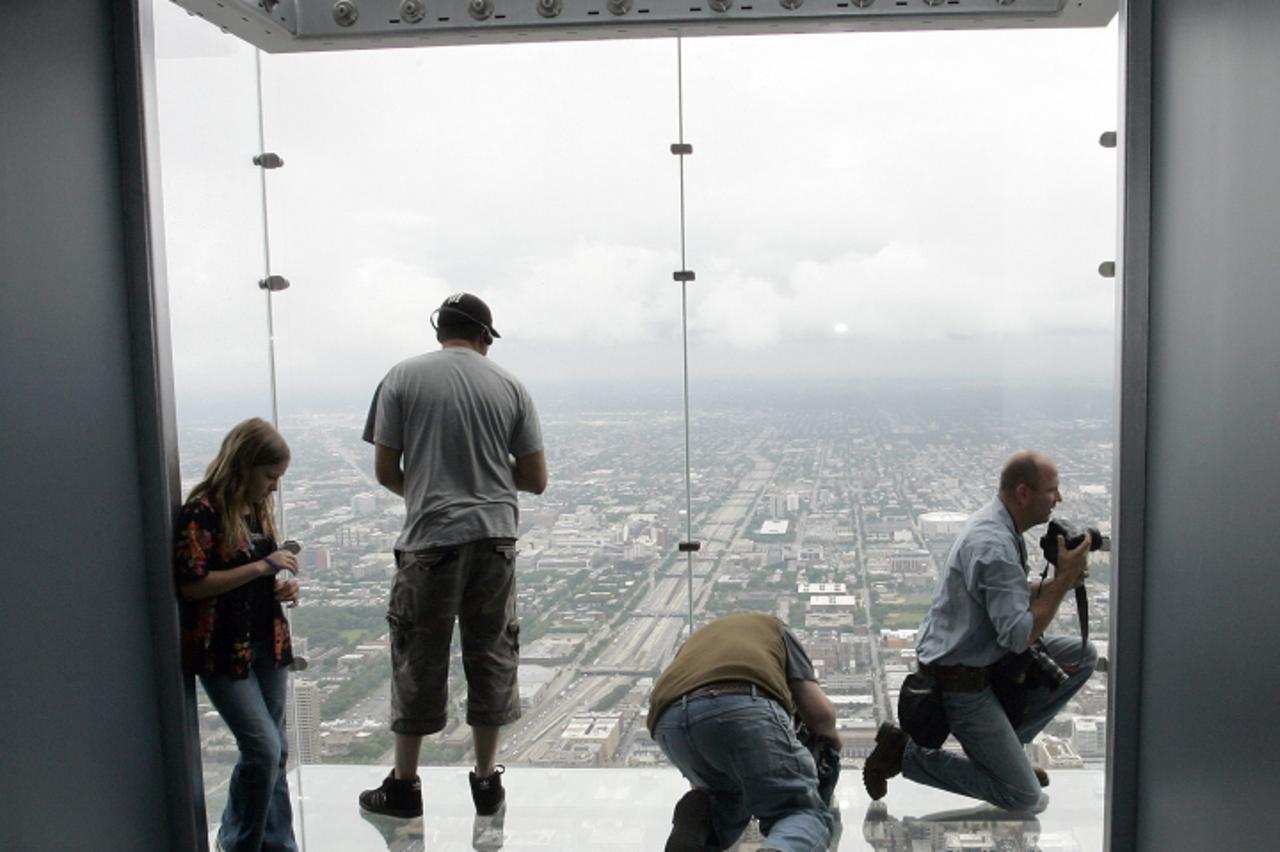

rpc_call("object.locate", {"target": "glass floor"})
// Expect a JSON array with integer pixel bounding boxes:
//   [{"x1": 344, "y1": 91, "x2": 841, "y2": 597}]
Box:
[{"x1": 250, "y1": 765, "x2": 1105, "y2": 851}]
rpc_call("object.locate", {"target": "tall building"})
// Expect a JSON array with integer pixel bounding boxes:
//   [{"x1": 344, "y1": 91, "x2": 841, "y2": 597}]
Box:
[
  {"x1": 351, "y1": 492, "x2": 377, "y2": 516},
  {"x1": 1072, "y1": 716, "x2": 1107, "y2": 759},
  {"x1": 291, "y1": 680, "x2": 322, "y2": 766},
  {"x1": 300, "y1": 546, "x2": 330, "y2": 572}
]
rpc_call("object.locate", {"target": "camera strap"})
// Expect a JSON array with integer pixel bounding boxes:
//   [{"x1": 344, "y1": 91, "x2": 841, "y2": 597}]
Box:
[
  {"x1": 1075, "y1": 585, "x2": 1089, "y2": 665},
  {"x1": 1035, "y1": 562, "x2": 1091, "y2": 666}
]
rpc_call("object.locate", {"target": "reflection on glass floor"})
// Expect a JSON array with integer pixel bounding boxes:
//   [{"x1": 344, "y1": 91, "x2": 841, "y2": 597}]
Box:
[{"x1": 251, "y1": 765, "x2": 1103, "y2": 851}]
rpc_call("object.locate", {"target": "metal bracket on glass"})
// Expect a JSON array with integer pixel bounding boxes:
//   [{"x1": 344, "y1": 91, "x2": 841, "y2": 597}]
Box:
[
  {"x1": 1099, "y1": 131, "x2": 1118, "y2": 148},
  {"x1": 1098, "y1": 261, "x2": 1115, "y2": 278},
  {"x1": 259, "y1": 275, "x2": 292, "y2": 291},
  {"x1": 673, "y1": 270, "x2": 696, "y2": 282},
  {"x1": 670, "y1": 143, "x2": 693, "y2": 156},
  {"x1": 678, "y1": 541, "x2": 701, "y2": 552},
  {"x1": 253, "y1": 152, "x2": 285, "y2": 169},
  {"x1": 168, "y1": 0, "x2": 1118, "y2": 54}
]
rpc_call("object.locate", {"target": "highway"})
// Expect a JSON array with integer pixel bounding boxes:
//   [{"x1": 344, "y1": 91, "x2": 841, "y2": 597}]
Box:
[{"x1": 501, "y1": 434, "x2": 778, "y2": 762}]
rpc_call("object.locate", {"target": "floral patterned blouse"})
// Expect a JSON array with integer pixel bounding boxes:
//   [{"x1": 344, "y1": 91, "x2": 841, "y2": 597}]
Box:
[{"x1": 174, "y1": 497, "x2": 293, "y2": 678}]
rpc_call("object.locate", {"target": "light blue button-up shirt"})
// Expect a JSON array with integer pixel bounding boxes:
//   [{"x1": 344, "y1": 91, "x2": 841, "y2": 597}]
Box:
[{"x1": 915, "y1": 496, "x2": 1034, "y2": 667}]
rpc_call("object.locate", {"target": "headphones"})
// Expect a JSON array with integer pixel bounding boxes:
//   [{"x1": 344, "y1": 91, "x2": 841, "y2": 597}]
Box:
[{"x1": 431, "y1": 305, "x2": 495, "y2": 345}]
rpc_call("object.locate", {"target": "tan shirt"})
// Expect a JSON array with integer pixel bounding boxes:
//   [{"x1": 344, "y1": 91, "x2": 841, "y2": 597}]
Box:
[{"x1": 646, "y1": 612, "x2": 814, "y2": 734}]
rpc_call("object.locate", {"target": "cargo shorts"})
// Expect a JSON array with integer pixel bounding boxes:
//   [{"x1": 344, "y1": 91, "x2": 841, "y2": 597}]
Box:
[{"x1": 386, "y1": 537, "x2": 521, "y2": 736}]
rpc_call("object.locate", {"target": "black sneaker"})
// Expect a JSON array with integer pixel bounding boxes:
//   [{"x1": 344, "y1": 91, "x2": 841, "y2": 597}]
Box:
[
  {"x1": 359, "y1": 770, "x2": 423, "y2": 818},
  {"x1": 469, "y1": 765, "x2": 506, "y2": 816},
  {"x1": 665, "y1": 789, "x2": 713, "y2": 852}
]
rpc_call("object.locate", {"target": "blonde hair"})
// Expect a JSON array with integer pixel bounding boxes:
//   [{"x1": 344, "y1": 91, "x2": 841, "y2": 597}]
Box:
[{"x1": 187, "y1": 417, "x2": 290, "y2": 558}]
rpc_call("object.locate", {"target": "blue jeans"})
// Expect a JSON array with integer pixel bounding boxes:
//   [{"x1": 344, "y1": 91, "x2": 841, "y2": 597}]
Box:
[
  {"x1": 901, "y1": 635, "x2": 1097, "y2": 812},
  {"x1": 201, "y1": 642, "x2": 298, "y2": 852},
  {"x1": 653, "y1": 691, "x2": 835, "y2": 852}
]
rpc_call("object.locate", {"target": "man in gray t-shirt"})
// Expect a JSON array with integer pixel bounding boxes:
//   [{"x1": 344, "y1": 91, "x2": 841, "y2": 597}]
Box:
[{"x1": 358, "y1": 293, "x2": 546, "y2": 821}]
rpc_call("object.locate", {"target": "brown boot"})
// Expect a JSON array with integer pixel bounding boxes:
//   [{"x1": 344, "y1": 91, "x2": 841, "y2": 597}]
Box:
[{"x1": 863, "y1": 723, "x2": 909, "y2": 801}]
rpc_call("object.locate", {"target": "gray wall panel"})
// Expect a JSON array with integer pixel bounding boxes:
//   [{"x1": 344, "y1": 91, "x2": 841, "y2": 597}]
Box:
[
  {"x1": 1138, "y1": 0, "x2": 1280, "y2": 848},
  {"x1": 0, "y1": 2, "x2": 173, "y2": 849}
]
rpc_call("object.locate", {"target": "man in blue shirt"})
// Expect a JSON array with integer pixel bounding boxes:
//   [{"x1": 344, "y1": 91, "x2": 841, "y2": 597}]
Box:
[{"x1": 863, "y1": 451, "x2": 1096, "y2": 812}]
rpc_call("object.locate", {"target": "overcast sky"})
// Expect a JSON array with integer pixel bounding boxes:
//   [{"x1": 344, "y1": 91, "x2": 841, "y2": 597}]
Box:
[{"x1": 153, "y1": 3, "x2": 1118, "y2": 419}]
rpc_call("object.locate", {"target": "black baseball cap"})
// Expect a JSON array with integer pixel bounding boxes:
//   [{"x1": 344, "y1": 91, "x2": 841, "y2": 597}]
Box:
[{"x1": 435, "y1": 292, "x2": 500, "y2": 339}]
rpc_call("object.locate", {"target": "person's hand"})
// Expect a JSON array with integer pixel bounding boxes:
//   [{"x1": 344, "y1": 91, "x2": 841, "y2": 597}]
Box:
[
  {"x1": 274, "y1": 576, "x2": 300, "y2": 608},
  {"x1": 1057, "y1": 534, "x2": 1091, "y2": 588},
  {"x1": 821, "y1": 732, "x2": 844, "y2": 750},
  {"x1": 263, "y1": 549, "x2": 299, "y2": 577}
]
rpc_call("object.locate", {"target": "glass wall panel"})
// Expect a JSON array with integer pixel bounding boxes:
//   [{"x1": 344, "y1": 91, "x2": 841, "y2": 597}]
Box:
[
  {"x1": 154, "y1": 7, "x2": 1117, "y2": 845},
  {"x1": 152, "y1": 0, "x2": 277, "y2": 832},
  {"x1": 254, "y1": 39, "x2": 686, "y2": 796},
  {"x1": 680, "y1": 24, "x2": 1117, "y2": 847}
]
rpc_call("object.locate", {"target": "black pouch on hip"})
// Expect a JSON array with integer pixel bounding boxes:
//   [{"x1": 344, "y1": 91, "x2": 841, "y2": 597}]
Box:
[{"x1": 897, "y1": 671, "x2": 951, "y2": 749}]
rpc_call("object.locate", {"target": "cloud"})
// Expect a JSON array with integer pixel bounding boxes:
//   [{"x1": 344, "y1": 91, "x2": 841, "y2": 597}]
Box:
[
  {"x1": 154, "y1": 3, "x2": 1120, "y2": 398},
  {"x1": 496, "y1": 240, "x2": 680, "y2": 346},
  {"x1": 274, "y1": 254, "x2": 450, "y2": 379},
  {"x1": 687, "y1": 269, "x2": 789, "y2": 348}
]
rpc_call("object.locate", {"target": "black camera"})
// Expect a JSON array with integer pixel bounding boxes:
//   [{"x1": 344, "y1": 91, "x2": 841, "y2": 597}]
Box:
[
  {"x1": 993, "y1": 640, "x2": 1070, "y2": 692},
  {"x1": 1038, "y1": 519, "x2": 1108, "y2": 566},
  {"x1": 1035, "y1": 519, "x2": 1106, "y2": 671},
  {"x1": 796, "y1": 721, "x2": 841, "y2": 806},
  {"x1": 1024, "y1": 641, "x2": 1069, "y2": 690}
]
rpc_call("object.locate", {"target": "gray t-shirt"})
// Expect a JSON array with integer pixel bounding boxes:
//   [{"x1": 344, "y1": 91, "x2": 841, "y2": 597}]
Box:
[
  {"x1": 782, "y1": 627, "x2": 818, "y2": 682},
  {"x1": 365, "y1": 348, "x2": 542, "y2": 551}
]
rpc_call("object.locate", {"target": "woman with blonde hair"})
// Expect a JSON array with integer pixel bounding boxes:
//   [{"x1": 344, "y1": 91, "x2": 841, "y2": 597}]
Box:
[{"x1": 175, "y1": 417, "x2": 301, "y2": 852}]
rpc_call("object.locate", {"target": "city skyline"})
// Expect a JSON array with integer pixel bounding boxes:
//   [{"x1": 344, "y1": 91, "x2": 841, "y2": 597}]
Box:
[{"x1": 187, "y1": 390, "x2": 1112, "y2": 824}]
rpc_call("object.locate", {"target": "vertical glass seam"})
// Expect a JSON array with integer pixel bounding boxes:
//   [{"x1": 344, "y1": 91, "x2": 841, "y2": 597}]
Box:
[
  {"x1": 675, "y1": 39, "x2": 696, "y2": 637},
  {"x1": 253, "y1": 47, "x2": 308, "y2": 852}
]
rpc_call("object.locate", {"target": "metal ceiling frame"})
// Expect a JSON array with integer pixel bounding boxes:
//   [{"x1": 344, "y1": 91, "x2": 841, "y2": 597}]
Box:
[{"x1": 171, "y1": 0, "x2": 1117, "y2": 52}]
